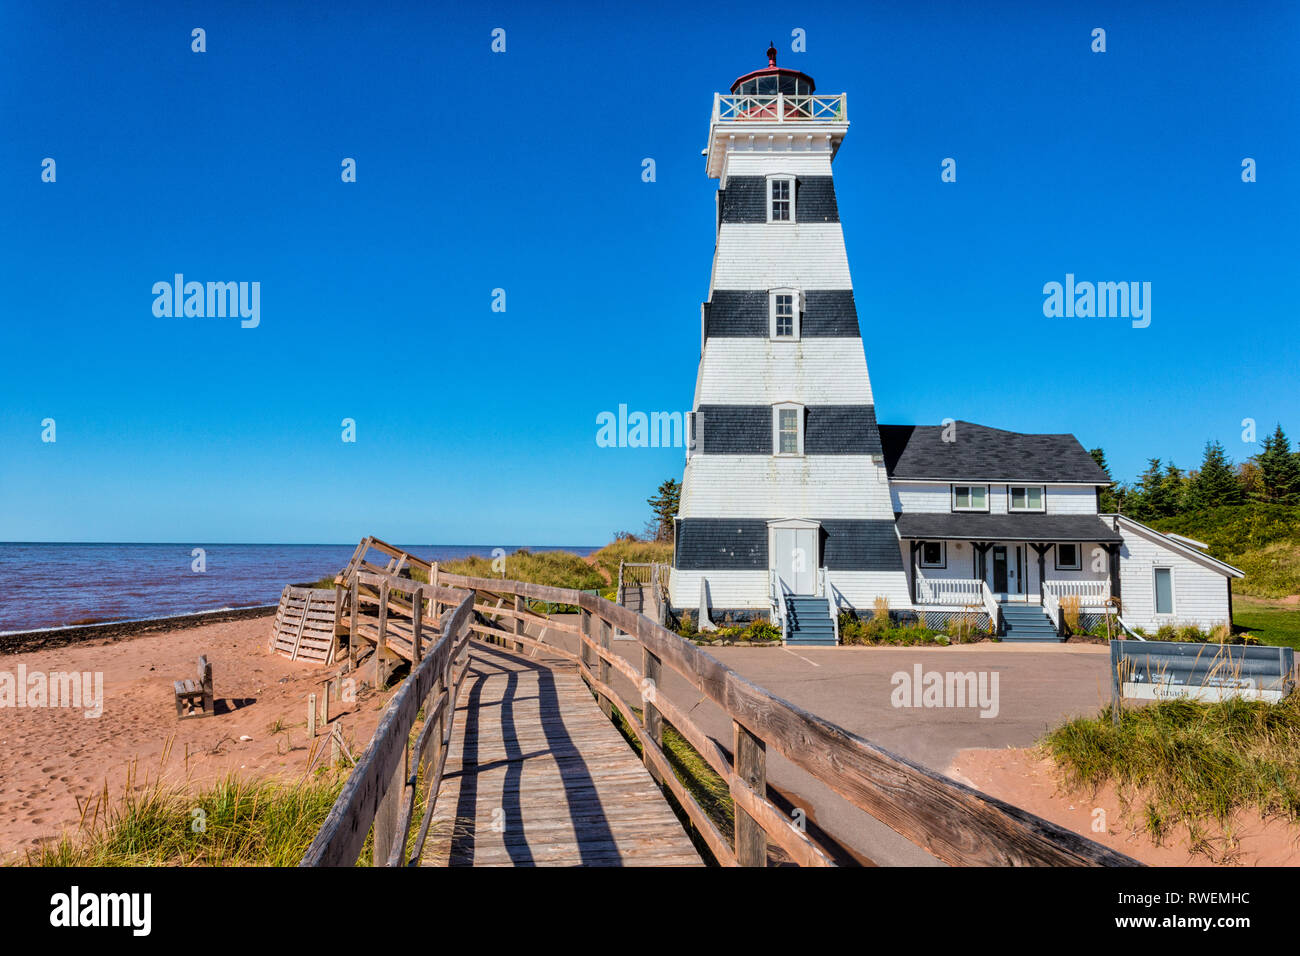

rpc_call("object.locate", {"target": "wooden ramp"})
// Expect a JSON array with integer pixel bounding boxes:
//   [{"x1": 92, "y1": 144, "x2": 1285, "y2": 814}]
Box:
[{"x1": 423, "y1": 641, "x2": 703, "y2": 867}]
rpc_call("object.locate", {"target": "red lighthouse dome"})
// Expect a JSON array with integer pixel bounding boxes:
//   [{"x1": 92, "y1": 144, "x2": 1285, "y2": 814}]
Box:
[{"x1": 729, "y1": 43, "x2": 816, "y2": 97}]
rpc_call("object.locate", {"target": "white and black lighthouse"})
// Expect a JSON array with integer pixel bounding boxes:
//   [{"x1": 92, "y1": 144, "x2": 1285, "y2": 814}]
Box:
[{"x1": 669, "y1": 49, "x2": 908, "y2": 642}]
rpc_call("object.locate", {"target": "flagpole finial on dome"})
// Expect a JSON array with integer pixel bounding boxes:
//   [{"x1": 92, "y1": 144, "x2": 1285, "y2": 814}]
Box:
[{"x1": 767, "y1": 42, "x2": 777, "y2": 67}]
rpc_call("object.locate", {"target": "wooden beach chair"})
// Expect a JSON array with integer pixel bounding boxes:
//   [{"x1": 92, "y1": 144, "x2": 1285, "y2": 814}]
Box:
[{"x1": 174, "y1": 655, "x2": 214, "y2": 718}]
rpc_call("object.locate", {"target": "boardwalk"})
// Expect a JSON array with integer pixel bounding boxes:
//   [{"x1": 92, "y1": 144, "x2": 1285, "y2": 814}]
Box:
[{"x1": 422, "y1": 641, "x2": 703, "y2": 867}]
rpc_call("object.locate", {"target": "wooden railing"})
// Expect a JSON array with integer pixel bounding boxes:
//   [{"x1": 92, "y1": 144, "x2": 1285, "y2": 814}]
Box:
[
  {"x1": 1043, "y1": 580, "x2": 1111, "y2": 604},
  {"x1": 1042, "y1": 586, "x2": 1064, "y2": 638},
  {"x1": 980, "y1": 581, "x2": 1003, "y2": 637},
  {"x1": 301, "y1": 578, "x2": 475, "y2": 867},
  {"x1": 713, "y1": 92, "x2": 848, "y2": 124}
]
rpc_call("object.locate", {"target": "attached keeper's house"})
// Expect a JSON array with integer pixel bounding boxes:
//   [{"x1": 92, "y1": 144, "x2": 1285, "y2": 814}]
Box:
[{"x1": 668, "y1": 50, "x2": 1243, "y2": 644}]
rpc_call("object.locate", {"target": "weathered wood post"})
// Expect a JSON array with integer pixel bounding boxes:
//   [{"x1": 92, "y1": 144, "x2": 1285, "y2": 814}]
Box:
[
  {"x1": 411, "y1": 585, "x2": 423, "y2": 662},
  {"x1": 642, "y1": 645, "x2": 663, "y2": 784},
  {"x1": 579, "y1": 608, "x2": 592, "y2": 675},
  {"x1": 513, "y1": 593, "x2": 526, "y2": 653},
  {"x1": 372, "y1": 741, "x2": 406, "y2": 866},
  {"x1": 597, "y1": 616, "x2": 613, "y2": 718},
  {"x1": 307, "y1": 693, "x2": 317, "y2": 738},
  {"x1": 373, "y1": 579, "x2": 400, "y2": 687},
  {"x1": 348, "y1": 576, "x2": 360, "y2": 668},
  {"x1": 732, "y1": 720, "x2": 767, "y2": 866}
]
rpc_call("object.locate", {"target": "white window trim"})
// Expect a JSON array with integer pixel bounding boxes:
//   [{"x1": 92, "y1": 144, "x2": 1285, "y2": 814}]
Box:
[
  {"x1": 766, "y1": 174, "x2": 796, "y2": 223},
  {"x1": 1008, "y1": 485, "x2": 1047, "y2": 513},
  {"x1": 772, "y1": 402, "x2": 804, "y2": 456},
  {"x1": 1153, "y1": 566, "x2": 1176, "y2": 616},
  {"x1": 919, "y1": 540, "x2": 946, "y2": 569},
  {"x1": 1054, "y1": 542, "x2": 1082, "y2": 570},
  {"x1": 951, "y1": 484, "x2": 990, "y2": 512},
  {"x1": 768, "y1": 288, "x2": 801, "y2": 341}
]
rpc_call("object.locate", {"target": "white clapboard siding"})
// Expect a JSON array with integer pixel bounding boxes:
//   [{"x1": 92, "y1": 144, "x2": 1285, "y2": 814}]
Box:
[
  {"x1": 711, "y1": 224, "x2": 853, "y2": 290},
  {"x1": 1116, "y1": 524, "x2": 1233, "y2": 630},
  {"x1": 721, "y1": 152, "x2": 835, "y2": 179},
  {"x1": 890, "y1": 481, "x2": 1101, "y2": 515},
  {"x1": 826, "y1": 571, "x2": 912, "y2": 612},
  {"x1": 681, "y1": 456, "x2": 892, "y2": 518},
  {"x1": 694, "y1": 339, "x2": 874, "y2": 406}
]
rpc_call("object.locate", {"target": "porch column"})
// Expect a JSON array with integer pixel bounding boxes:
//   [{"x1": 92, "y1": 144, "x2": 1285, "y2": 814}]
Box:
[
  {"x1": 908, "y1": 540, "x2": 921, "y2": 604},
  {"x1": 1106, "y1": 543, "x2": 1122, "y2": 607},
  {"x1": 1030, "y1": 543, "x2": 1051, "y2": 606},
  {"x1": 972, "y1": 542, "x2": 992, "y2": 581}
]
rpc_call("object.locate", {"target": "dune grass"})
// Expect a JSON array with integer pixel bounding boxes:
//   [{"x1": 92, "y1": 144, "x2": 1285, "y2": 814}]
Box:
[
  {"x1": 27, "y1": 769, "x2": 356, "y2": 867},
  {"x1": 1043, "y1": 693, "x2": 1300, "y2": 857}
]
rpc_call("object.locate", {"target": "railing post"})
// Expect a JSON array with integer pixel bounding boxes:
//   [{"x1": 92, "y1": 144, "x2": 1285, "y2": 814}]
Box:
[
  {"x1": 348, "y1": 576, "x2": 360, "y2": 667},
  {"x1": 597, "y1": 616, "x2": 613, "y2": 718},
  {"x1": 373, "y1": 739, "x2": 406, "y2": 866},
  {"x1": 513, "y1": 593, "x2": 526, "y2": 653},
  {"x1": 642, "y1": 646, "x2": 663, "y2": 785},
  {"x1": 732, "y1": 720, "x2": 767, "y2": 866},
  {"x1": 412, "y1": 586, "x2": 423, "y2": 662}
]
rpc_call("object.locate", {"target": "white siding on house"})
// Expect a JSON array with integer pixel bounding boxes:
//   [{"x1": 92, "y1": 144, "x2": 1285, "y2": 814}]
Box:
[
  {"x1": 694, "y1": 339, "x2": 874, "y2": 406},
  {"x1": 1116, "y1": 524, "x2": 1233, "y2": 630},
  {"x1": 1047, "y1": 486, "x2": 1098, "y2": 514},
  {"x1": 711, "y1": 224, "x2": 853, "y2": 291},
  {"x1": 680, "y1": 456, "x2": 892, "y2": 518},
  {"x1": 889, "y1": 481, "x2": 1101, "y2": 515},
  {"x1": 827, "y1": 570, "x2": 912, "y2": 612}
]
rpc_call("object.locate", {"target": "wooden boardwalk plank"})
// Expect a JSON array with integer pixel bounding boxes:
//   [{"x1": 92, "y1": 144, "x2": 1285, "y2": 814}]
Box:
[{"x1": 422, "y1": 641, "x2": 702, "y2": 867}]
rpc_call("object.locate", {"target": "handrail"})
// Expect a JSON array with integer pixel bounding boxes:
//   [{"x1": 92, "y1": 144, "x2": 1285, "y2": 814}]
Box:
[
  {"x1": 980, "y1": 581, "x2": 1003, "y2": 637},
  {"x1": 769, "y1": 569, "x2": 787, "y2": 643},
  {"x1": 308, "y1": 538, "x2": 1139, "y2": 867},
  {"x1": 822, "y1": 569, "x2": 839, "y2": 645},
  {"x1": 1043, "y1": 587, "x2": 1063, "y2": 638},
  {"x1": 713, "y1": 92, "x2": 848, "y2": 124},
  {"x1": 302, "y1": 580, "x2": 476, "y2": 867}
]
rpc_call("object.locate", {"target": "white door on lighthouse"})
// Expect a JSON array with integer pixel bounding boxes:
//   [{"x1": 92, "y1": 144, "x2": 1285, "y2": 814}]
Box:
[{"x1": 770, "y1": 520, "x2": 818, "y2": 595}]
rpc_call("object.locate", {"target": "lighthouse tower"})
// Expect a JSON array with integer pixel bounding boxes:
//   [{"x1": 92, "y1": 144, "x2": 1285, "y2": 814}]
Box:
[{"x1": 669, "y1": 48, "x2": 908, "y2": 642}]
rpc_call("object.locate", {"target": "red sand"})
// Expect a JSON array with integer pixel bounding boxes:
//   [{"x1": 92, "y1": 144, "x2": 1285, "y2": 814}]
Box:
[
  {"x1": 0, "y1": 615, "x2": 389, "y2": 862},
  {"x1": 946, "y1": 747, "x2": 1300, "y2": 866}
]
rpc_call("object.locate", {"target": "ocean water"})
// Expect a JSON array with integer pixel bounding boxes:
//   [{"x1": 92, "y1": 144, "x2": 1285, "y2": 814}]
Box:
[{"x1": 0, "y1": 543, "x2": 597, "y2": 633}]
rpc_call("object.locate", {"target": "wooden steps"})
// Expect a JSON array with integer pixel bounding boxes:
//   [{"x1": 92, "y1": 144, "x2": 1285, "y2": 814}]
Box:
[{"x1": 269, "y1": 586, "x2": 339, "y2": 663}]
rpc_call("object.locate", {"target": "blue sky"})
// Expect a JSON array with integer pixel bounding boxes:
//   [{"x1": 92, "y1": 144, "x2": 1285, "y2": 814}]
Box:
[{"x1": 1, "y1": 0, "x2": 1296, "y2": 544}]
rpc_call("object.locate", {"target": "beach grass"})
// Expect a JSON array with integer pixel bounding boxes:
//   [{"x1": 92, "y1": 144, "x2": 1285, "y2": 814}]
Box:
[
  {"x1": 26, "y1": 770, "x2": 357, "y2": 867},
  {"x1": 1042, "y1": 692, "x2": 1300, "y2": 857}
]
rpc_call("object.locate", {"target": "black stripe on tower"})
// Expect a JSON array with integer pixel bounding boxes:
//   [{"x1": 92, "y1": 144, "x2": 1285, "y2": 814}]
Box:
[
  {"x1": 675, "y1": 518, "x2": 904, "y2": 572},
  {"x1": 705, "y1": 290, "x2": 860, "y2": 337},
  {"x1": 718, "y1": 176, "x2": 839, "y2": 223},
  {"x1": 695, "y1": 404, "x2": 882, "y2": 455}
]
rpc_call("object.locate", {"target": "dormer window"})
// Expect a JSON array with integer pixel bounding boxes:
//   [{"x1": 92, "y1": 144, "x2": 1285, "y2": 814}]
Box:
[
  {"x1": 952, "y1": 485, "x2": 989, "y2": 512},
  {"x1": 769, "y1": 289, "x2": 801, "y2": 340},
  {"x1": 768, "y1": 176, "x2": 794, "y2": 222},
  {"x1": 1009, "y1": 486, "x2": 1045, "y2": 512},
  {"x1": 773, "y1": 403, "x2": 804, "y2": 455}
]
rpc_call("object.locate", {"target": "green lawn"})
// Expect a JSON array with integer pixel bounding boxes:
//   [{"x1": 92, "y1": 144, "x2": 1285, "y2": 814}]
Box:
[{"x1": 1234, "y1": 595, "x2": 1300, "y2": 650}]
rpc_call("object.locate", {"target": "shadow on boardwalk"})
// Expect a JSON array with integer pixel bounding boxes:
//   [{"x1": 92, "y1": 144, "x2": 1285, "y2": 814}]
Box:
[{"x1": 423, "y1": 641, "x2": 702, "y2": 867}]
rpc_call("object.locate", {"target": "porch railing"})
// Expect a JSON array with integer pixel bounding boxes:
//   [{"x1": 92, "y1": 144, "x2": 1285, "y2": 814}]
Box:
[
  {"x1": 1042, "y1": 587, "x2": 1064, "y2": 637},
  {"x1": 916, "y1": 577, "x2": 983, "y2": 605},
  {"x1": 1043, "y1": 580, "x2": 1110, "y2": 604},
  {"x1": 980, "y1": 581, "x2": 1003, "y2": 637},
  {"x1": 768, "y1": 569, "x2": 786, "y2": 642}
]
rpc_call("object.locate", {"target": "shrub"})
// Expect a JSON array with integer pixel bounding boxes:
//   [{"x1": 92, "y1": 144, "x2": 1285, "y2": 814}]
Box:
[{"x1": 1061, "y1": 595, "x2": 1081, "y2": 634}]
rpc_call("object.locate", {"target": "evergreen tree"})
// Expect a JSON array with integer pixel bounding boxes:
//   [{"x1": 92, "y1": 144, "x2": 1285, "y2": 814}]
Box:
[
  {"x1": 646, "y1": 478, "x2": 681, "y2": 543},
  {"x1": 1187, "y1": 440, "x2": 1244, "y2": 510},
  {"x1": 1161, "y1": 461, "x2": 1187, "y2": 515},
  {"x1": 1088, "y1": 447, "x2": 1123, "y2": 513},
  {"x1": 1130, "y1": 458, "x2": 1165, "y2": 519},
  {"x1": 1253, "y1": 425, "x2": 1300, "y2": 504}
]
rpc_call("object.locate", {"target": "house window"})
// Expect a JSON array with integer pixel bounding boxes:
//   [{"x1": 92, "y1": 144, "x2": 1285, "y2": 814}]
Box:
[
  {"x1": 1009, "y1": 486, "x2": 1045, "y2": 512},
  {"x1": 768, "y1": 177, "x2": 794, "y2": 222},
  {"x1": 1055, "y1": 543, "x2": 1081, "y2": 570},
  {"x1": 768, "y1": 289, "x2": 801, "y2": 340},
  {"x1": 773, "y1": 404, "x2": 803, "y2": 455},
  {"x1": 952, "y1": 485, "x2": 989, "y2": 512},
  {"x1": 919, "y1": 541, "x2": 946, "y2": 568},
  {"x1": 1154, "y1": 567, "x2": 1174, "y2": 615}
]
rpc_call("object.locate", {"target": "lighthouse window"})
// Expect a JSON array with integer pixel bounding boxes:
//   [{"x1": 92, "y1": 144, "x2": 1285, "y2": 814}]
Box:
[
  {"x1": 768, "y1": 177, "x2": 793, "y2": 222},
  {"x1": 775, "y1": 295, "x2": 794, "y2": 336},
  {"x1": 769, "y1": 289, "x2": 801, "y2": 340},
  {"x1": 773, "y1": 404, "x2": 804, "y2": 456}
]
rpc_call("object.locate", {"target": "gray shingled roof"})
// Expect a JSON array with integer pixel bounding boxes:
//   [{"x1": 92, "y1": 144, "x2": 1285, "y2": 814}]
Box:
[
  {"x1": 879, "y1": 421, "x2": 1110, "y2": 483},
  {"x1": 895, "y1": 513, "x2": 1122, "y2": 542}
]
